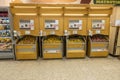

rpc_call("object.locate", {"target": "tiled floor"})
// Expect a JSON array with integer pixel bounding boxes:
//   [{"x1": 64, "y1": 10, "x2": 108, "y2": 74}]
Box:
[{"x1": 0, "y1": 57, "x2": 120, "y2": 80}]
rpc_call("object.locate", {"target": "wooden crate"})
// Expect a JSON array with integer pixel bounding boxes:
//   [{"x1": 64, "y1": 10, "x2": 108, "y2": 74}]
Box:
[
  {"x1": 42, "y1": 36, "x2": 63, "y2": 59},
  {"x1": 88, "y1": 37, "x2": 109, "y2": 57},
  {"x1": 66, "y1": 37, "x2": 86, "y2": 58},
  {"x1": 88, "y1": 51, "x2": 108, "y2": 57},
  {"x1": 15, "y1": 38, "x2": 38, "y2": 60}
]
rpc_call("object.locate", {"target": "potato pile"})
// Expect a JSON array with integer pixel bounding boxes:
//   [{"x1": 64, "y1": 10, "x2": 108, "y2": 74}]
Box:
[
  {"x1": 18, "y1": 36, "x2": 36, "y2": 44},
  {"x1": 44, "y1": 36, "x2": 61, "y2": 43},
  {"x1": 68, "y1": 38, "x2": 83, "y2": 43}
]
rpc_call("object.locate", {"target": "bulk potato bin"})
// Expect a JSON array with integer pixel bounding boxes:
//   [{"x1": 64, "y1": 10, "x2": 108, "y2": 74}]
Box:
[
  {"x1": 87, "y1": 5, "x2": 113, "y2": 57},
  {"x1": 64, "y1": 4, "x2": 88, "y2": 58},
  {"x1": 10, "y1": 3, "x2": 39, "y2": 60},
  {"x1": 39, "y1": 5, "x2": 64, "y2": 59}
]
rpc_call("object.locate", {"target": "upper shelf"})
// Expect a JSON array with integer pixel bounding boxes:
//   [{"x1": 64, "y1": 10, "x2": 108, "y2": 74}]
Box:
[{"x1": 10, "y1": 3, "x2": 113, "y2": 16}]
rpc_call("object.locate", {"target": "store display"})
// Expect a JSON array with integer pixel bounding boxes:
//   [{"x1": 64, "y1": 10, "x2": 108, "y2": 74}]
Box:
[
  {"x1": 0, "y1": 7, "x2": 14, "y2": 59},
  {"x1": 66, "y1": 35, "x2": 86, "y2": 58},
  {"x1": 42, "y1": 35, "x2": 63, "y2": 59},
  {"x1": 16, "y1": 35, "x2": 37, "y2": 60}
]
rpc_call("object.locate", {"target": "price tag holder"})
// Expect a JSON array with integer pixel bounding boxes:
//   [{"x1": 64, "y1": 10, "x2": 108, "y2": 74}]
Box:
[
  {"x1": 73, "y1": 30, "x2": 78, "y2": 34},
  {"x1": 25, "y1": 31, "x2": 31, "y2": 35},
  {"x1": 96, "y1": 30, "x2": 101, "y2": 34},
  {"x1": 50, "y1": 31, "x2": 55, "y2": 35}
]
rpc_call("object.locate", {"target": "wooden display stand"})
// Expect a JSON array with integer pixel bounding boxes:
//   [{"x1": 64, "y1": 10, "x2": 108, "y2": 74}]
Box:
[
  {"x1": 64, "y1": 5, "x2": 88, "y2": 58},
  {"x1": 39, "y1": 4, "x2": 64, "y2": 59},
  {"x1": 10, "y1": 3, "x2": 39, "y2": 60},
  {"x1": 87, "y1": 5, "x2": 113, "y2": 57}
]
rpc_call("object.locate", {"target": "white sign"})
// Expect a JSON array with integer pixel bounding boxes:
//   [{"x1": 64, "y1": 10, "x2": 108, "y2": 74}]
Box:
[
  {"x1": 69, "y1": 20, "x2": 82, "y2": 30},
  {"x1": 115, "y1": 20, "x2": 120, "y2": 26},
  {"x1": 45, "y1": 20, "x2": 59, "y2": 30},
  {"x1": 92, "y1": 20, "x2": 105, "y2": 30},
  {"x1": 19, "y1": 19, "x2": 34, "y2": 30}
]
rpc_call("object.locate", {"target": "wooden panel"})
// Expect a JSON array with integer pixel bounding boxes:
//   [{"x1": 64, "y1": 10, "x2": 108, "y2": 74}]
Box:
[
  {"x1": 64, "y1": 4, "x2": 88, "y2": 15},
  {"x1": 40, "y1": 16, "x2": 63, "y2": 36},
  {"x1": 91, "y1": 42, "x2": 108, "y2": 48},
  {"x1": 67, "y1": 44, "x2": 83, "y2": 48},
  {"x1": 40, "y1": 6, "x2": 63, "y2": 14},
  {"x1": 88, "y1": 37, "x2": 109, "y2": 57},
  {"x1": 10, "y1": 3, "x2": 37, "y2": 14},
  {"x1": 87, "y1": 17, "x2": 110, "y2": 35},
  {"x1": 11, "y1": 8, "x2": 37, "y2": 14},
  {"x1": 16, "y1": 45, "x2": 35, "y2": 49},
  {"x1": 13, "y1": 15, "x2": 39, "y2": 36},
  {"x1": 66, "y1": 50, "x2": 85, "y2": 58},
  {"x1": 43, "y1": 53, "x2": 62, "y2": 59},
  {"x1": 89, "y1": 9, "x2": 112, "y2": 14},
  {"x1": 89, "y1": 51, "x2": 109, "y2": 57},
  {"x1": 43, "y1": 44, "x2": 61, "y2": 48},
  {"x1": 64, "y1": 17, "x2": 87, "y2": 35},
  {"x1": 16, "y1": 52, "x2": 37, "y2": 60}
]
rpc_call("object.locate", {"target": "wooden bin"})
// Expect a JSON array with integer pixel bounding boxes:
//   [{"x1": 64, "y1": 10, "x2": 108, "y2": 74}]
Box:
[
  {"x1": 66, "y1": 37, "x2": 86, "y2": 58},
  {"x1": 15, "y1": 37, "x2": 38, "y2": 60},
  {"x1": 39, "y1": 5, "x2": 64, "y2": 36},
  {"x1": 88, "y1": 37, "x2": 109, "y2": 57},
  {"x1": 42, "y1": 36, "x2": 63, "y2": 59}
]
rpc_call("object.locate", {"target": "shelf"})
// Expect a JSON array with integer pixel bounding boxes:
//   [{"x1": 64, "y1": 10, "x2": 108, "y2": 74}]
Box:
[
  {"x1": 0, "y1": 17, "x2": 9, "y2": 19},
  {"x1": 0, "y1": 36, "x2": 11, "y2": 38},
  {"x1": 0, "y1": 49, "x2": 12, "y2": 52}
]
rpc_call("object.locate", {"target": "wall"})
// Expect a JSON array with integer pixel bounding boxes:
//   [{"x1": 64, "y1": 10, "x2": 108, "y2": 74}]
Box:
[
  {"x1": 0, "y1": 0, "x2": 94, "y2": 6},
  {"x1": 0, "y1": 0, "x2": 11, "y2": 6}
]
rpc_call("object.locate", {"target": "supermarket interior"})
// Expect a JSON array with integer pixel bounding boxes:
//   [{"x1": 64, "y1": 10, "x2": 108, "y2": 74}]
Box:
[{"x1": 0, "y1": 0, "x2": 120, "y2": 80}]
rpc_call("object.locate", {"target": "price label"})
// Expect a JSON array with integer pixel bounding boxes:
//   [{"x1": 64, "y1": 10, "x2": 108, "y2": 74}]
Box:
[
  {"x1": 50, "y1": 31, "x2": 55, "y2": 35},
  {"x1": 96, "y1": 30, "x2": 101, "y2": 34},
  {"x1": 25, "y1": 31, "x2": 30, "y2": 35},
  {"x1": 73, "y1": 30, "x2": 78, "y2": 34}
]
